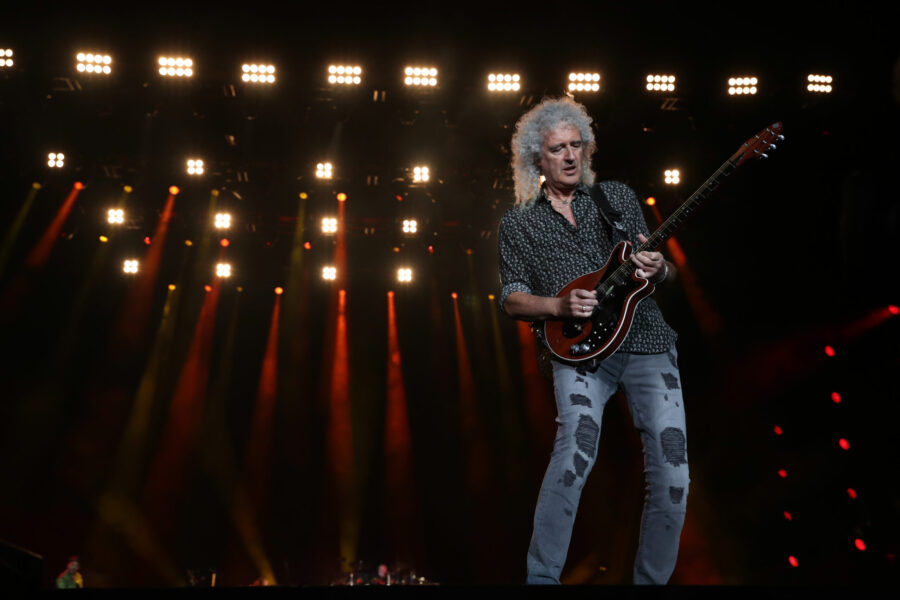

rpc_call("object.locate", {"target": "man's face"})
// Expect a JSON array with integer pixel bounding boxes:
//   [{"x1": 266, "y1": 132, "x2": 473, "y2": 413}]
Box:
[{"x1": 538, "y1": 123, "x2": 583, "y2": 191}]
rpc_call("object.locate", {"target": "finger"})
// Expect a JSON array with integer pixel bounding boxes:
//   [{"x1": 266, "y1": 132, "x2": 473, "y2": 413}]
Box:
[{"x1": 638, "y1": 233, "x2": 648, "y2": 243}]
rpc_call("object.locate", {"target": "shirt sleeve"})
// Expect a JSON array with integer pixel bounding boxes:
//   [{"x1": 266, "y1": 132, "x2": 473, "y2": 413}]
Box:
[{"x1": 497, "y1": 212, "x2": 534, "y2": 312}]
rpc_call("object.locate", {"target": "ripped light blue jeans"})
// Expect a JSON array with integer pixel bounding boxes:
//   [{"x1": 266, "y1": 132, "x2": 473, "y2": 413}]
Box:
[{"x1": 526, "y1": 346, "x2": 689, "y2": 585}]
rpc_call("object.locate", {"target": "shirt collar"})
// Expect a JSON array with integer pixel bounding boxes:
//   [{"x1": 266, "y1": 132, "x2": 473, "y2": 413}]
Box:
[{"x1": 539, "y1": 182, "x2": 591, "y2": 205}]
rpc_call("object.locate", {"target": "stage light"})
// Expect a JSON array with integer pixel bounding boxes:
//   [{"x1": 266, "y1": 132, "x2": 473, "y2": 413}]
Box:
[
  {"x1": 727, "y1": 76, "x2": 758, "y2": 95},
  {"x1": 336, "y1": 192, "x2": 347, "y2": 202},
  {"x1": 274, "y1": 286, "x2": 283, "y2": 295},
  {"x1": 322, "y1": 266, "x2": 337, "y2": 281},
  {"x1": 412, "y1": 166, "x2": 430, "y2": 183},
  {"x1": 788, "y1": 556, "x2": 798, "y2": 568},
  {"x1": 664, "y1": 169, "x2": 680, "y2": 185},
  {"x1": 854, "y1": 539, "x2": 866, "y2": 551},
  {"x1": 402, "y1": 219, "x2": 417, "y2": 234},
  {"x1": 838, "y1": 438, "x2": 849, "y2": 450},
  {"x1": 47, "y1": 152, "x2": 65, "y2": 168},
  {"x1": 169, "y1": 185, "x2": 180, "y2": 195},
  {"x1": 204, "y1": 284, "x2": 212, "y2": 292},
  {"x1": 777, "y1": 469, "x2": 787, "y2": 478},
  {"x1": 404, "y1": 66, "x2": 438, "y2": 87},
  {"x1": 316, "y1": 162, "x2": 333, "y2": 179},
  {"x1": 186, "y1": 159, "x2": 205, "y2": 175},
  {"x1": 328, "y1": 64, "x2": 362, "y2": 85},
  {"x1": 773, "y1": 425, "x2": 783, "y2": 435},
  {"x1": 824, "y1": 345, "x2": 835, "y2": 357},
  {"x1": 0, "y1": 48, "x2": 13, "y2": 69},
  {"x1": 322, "y1": 217, "x2": 338, "y2": 234},
  {"x1": 107, "y1": 208, "x2": 125, "y2": 224},
  {"x1": 214, "y1": 213, "x2": 232, "y2": 229},
  {"x1": 487, "y1": 73, "x2": 521, "y2": 92},
  {"x1": 645, "y1": 74, "x2": 675, "y2": 92},
  {"x1": 847, "y1": 488, "x2": 857, "y2": 499},
  {"x1": 76, "y1": 52, "x2": 112, "y2": 75},
  {"x1": 889, "y1": 305, "x2": 900, "y2": 315},
  {"x1": 831, "y1": 392, "x2": 842, "y2": 404},
  {"x1": 216, "y1": 263, "x2": 232, "y2": 278},
  {"x1": 219, "y1": 238, "x2": 229, "y2": 247},
  {"x1": 157, "y1": 56, "x2": 194, "y2": 77},
  {"x1": 451, "y1": 292, "x2": 458, "y2": 299},
  {"x1": 168, "y1": 284, "x2": 176, "y2": 291},
  {"x1": 397, "y1": 267, "x2": 413, "y2": 283},
  {"x1": 241, "y1": 63, "x2": 276, "y2": 84},
  {"x1": 99, "y1": 235, "x2": 108, "y2": 243},
  {"x1": 123, "y1": 259, "x2": 139, "y2": 274},
  {"x1": 806, "y1": 74, "x2": 833, "y2": 93},
  {"x1": 645, "y1": 197, "x2": 656, "y2": 206},
  {"x1": 783, "y1": 511, "x2": 792, "y2": 521},
  {"x1": 303, "y1": 241, "x2": 311, "y2": 250},
  {"x1": 567, "y1": 72, "x2": 600, "y2": 92}
]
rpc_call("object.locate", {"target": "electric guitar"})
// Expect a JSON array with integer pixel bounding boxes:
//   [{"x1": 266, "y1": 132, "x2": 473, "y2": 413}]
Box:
[{"x1": 543, "y1": 122, "x2": 784, "y2": 362}]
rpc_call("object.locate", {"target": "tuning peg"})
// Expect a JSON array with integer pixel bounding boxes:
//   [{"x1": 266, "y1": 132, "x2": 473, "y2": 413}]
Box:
[
  {"x1": 769, "y1": 144, "x2": 777, "y2": 150},
  {"x1": 760, "y1": 153, "x2": 769, "y2": 159},
  {"x1": 777, "y1": 135, "x2": 785, "y2": 141}
]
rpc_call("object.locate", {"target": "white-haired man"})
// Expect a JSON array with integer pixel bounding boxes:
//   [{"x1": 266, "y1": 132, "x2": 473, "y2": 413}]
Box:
[{"x1": 498, "y1": 96, "x2": 689, "y2": 584}]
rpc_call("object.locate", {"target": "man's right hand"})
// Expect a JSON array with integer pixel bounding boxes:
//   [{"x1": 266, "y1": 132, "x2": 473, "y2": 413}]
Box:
[{"x1": 558, "y1": 288, "x2": 598, "y2": 319}]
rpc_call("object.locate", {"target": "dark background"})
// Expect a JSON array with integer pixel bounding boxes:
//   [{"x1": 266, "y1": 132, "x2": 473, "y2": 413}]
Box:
[{"x1": 0, "y1": 0, "x2": 897, "y2": 588}]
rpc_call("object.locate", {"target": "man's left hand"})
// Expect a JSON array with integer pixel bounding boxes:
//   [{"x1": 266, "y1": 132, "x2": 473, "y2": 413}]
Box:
[{"x1": 631, "y1": 233, "x2": 666, "y2": 282}]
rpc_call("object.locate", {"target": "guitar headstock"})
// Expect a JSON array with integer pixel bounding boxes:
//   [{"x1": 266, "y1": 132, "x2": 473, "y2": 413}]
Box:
[{"x1": 732, "y1": 122, "x2": 784, "y2": 167}]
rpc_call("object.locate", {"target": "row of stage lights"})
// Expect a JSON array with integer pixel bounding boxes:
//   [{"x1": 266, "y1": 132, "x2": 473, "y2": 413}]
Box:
[
  {"x1": 0, "y1": 48, "x2": 836, "y2": 95},
  {"x1": 53, "y1": 156, "x2": 684, "y2": 186},
  {"x1": 117, "y1": 256, "x2": 416, "y2": 284}
]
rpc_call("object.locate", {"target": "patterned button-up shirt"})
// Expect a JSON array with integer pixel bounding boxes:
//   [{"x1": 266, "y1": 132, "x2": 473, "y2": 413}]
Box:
[{"x1": 498, "y1": 180, "x2": 676, "y2": 354}]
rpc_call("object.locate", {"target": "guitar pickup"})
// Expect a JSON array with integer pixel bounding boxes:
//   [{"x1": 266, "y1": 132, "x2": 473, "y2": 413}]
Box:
[{"x1": 570, "y1": 343, "x2": 592, "y2": 356}]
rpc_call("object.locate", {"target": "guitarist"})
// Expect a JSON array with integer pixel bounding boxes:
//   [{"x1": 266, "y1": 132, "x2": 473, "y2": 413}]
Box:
[{"x1": 498, "y1": 97, "x2": 689, "y2": 585}]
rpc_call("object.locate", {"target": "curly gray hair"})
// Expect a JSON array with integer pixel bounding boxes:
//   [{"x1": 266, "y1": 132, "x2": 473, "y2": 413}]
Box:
[{"x1": 510, "y1": 96, "x2": 597, "y2": 207}]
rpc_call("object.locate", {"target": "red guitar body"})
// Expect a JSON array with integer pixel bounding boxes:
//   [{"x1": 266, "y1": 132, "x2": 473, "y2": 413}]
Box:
[{"x1": 543, "y1": 241, "x2": 655, "y2": 362}]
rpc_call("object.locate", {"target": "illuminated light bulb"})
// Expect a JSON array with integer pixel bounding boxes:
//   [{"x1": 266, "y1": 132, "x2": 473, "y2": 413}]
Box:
[
  {"x1": 778, "y1": 469, "x2": 787, "y2": 478},
  {"x1": 888, "y1": 305, "x2": 899, "y2": 315},
  {"x1": 205, "y1": 285, "x2": 212, "y2": 292},
  {"x1": 838, "y1": 438, "x2": 849, "y2": 450},
  {"x1": 645, "y1": 197, "x2": 656, "y2": 206},
  {"x1": 847, "y1": 488, "x2": 857, "y2": 499},
  {"x1": 275, "y1": 287, "x2": 283, "y2": 295},
  {"x1": 824, "y1": 345, "x2": 835, "y2": 356},
  {"x1": 168, "y1": 284, "x2": 176, "y2": 291},
  {"x1": 451, "y1": 292, "x2": 458, "y2": 299},
  {"x1": 774, "y1": 425, "x2": 782, "y2": 435},
  {"x1": 220, "y1": 238, "x2": 229, "y2": 247},
  {"x1": 788, "y1": 556, "x2": 798, "y2": 568},
  {"x1": 336, "y1": 192, "x2": 347, "y2": 202},
  {"x1": 854, "y1": 539, "x2": 866, "y2": 551},
  {"x1": 99, "y1": 235, "x2": 108, "y2": 243},
  {"x1": 783, "y1": 511, "x2": 792, "y2": 521}
]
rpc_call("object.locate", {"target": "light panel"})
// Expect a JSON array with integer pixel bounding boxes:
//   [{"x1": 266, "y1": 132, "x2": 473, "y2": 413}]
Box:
[
  {"x1": 321, "y1": 217, "x2": 338, "y2": 234},
  {"x1": 107, "y1": 208, "x2": 125, "y2": 224},
  {"x1": 645, "y1": 74, "x2": 675, "y2": 92},
  {"x1": 242, "y1": 63, "x2": 276, "y2": 84},
  {"x1": 397, "y1": 267, "x2": 413, "y2": 283},
  {"x1": 807, "y1": 74, "x2": 833, "y2": 93},
  {"x1": 488, "y1": 73, "x2": 520, "y2": 92},
  {"x1": 322, "y1": 266, "x2": 337, "y2": 281},
  {"x1": 123, "y1": 259, "x2": 139, "y2": 274},
  {"x1": 76, "y1": 52, "x2": 112, "y2": 75},
  {"x1": 664, "y1": 169, "x2": 680, "y2": 185},
  {"x1": 402, "y1": 219, "x2": 417, "y2": 234},
  {"x1": 328, "y1": 65, "x2": 362, "y2": 85},
  {"x1": 186, "y1": 158, "x2": 204, "y2": 175},
  {"x1": 567, "y1": 72, "x2": 600, "y2": 92},
  {"x1": 214, "y1": 213, "x2": 231, "y2": 229},
  {"x1": 157, "y1": 56, "x2": 194, "y2": 77},
  {"x1": 47, "y1": 152, "x2": 65, "y2": 168},
  {"x1": 412, "y1": 166, "x2": 429, "y2": 182},
  {"x1": 216, "y1": 263, "x2": 232, "y2": 278},
  {"x1": 404, "y1": 66, "x2": 438, "y2": 87},
  {"x1": 316, "y1": 162, "x2": 333, "y2": 179},
  {"x1": 0, "y1": 48, "x2": 12, "y2": 69},
  {"x1": 727, "y1": 76, "x2": 758, "y2": 95}
]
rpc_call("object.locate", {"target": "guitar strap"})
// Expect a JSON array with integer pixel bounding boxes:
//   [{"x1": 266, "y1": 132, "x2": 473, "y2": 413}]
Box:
[{"x1": 589, "y1": 183, "x2": 629, "y2": 246}]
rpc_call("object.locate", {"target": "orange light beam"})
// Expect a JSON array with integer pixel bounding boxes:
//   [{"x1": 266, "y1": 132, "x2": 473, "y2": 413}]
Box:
[
  {"x1": 516, "y1": 321, "x2": 556, "y2": 452},
  {"x1": 385, "y1": 291, "x2": 419, "y2": 563},
  {"x1": 452, "y1": 293, "x2": 489, "y2": 489},
  {"x1": 327, "y1": 288, "x2": 357, "y2": 569},
  {"x1": 142, "y1": 278, "x2": 221, "y2": 541},
  {"x1": 24, "y1": 181, "x2": 83, "y2": 269},
  {"x1": 647, "y1": 203, "x2": 723, "y2": 338},
  {"x1": 115, "y1": 188, "x2": 178, "y2": 349},
  {"x1": 244, "y1": 294, "x2": 281, "y2": 508}
]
